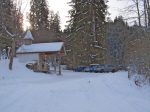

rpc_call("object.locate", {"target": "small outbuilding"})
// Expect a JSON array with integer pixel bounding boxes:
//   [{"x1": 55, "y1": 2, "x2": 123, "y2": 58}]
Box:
[{"x1": 16, "y1": 30, "x2": 65, "y2": 74}]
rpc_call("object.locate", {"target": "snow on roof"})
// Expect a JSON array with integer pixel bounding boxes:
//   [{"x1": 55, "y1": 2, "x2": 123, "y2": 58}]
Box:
[
  {"x1": 24, "y1": 30, "x2": 34, "y2": 40},
  {"x1": 17, "y1": 42, "x2": 64, "y2": 53}
]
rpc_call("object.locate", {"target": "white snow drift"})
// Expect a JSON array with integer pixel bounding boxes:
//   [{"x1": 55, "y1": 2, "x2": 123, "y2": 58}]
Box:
[{"x1": 0, "y1": 59, "x2": 150, "y2": 112}]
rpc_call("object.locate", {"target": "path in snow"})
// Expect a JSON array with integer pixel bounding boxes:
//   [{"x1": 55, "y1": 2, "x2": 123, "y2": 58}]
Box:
[{"x1": 0, "y1": 59, "x2": 150, "y2": 112}]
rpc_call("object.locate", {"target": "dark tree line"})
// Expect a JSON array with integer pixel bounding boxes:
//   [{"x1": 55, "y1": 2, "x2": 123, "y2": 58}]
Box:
[
  {"x1": 0, "y1": 0, "x2": 62, "y2": 70},
  {"x1": 0, "y1": 0, "x2": 23, "y2": 70},
  {"x1": 64, "y1": 0, "x2": 108, "y2": 68},
  {"x1": 0, "y1": 0, "x2": 23, "y2": 47},
  {"x1": 29, "y1": 0, "x2": 61, "y2": 35}
]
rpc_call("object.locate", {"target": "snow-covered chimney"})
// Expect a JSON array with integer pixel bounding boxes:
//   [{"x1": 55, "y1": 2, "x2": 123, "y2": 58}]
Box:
[{"x1": 24, "y1": 30, "x2": 34, "y2": 45}]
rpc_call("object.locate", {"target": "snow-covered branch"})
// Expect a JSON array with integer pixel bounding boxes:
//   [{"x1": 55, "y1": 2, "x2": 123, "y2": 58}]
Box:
[{"x1": 0, "y1": 24, "x2": 15, "y2": 38}]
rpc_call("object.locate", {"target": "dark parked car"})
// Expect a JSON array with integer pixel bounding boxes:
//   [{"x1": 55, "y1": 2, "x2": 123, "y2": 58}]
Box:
[
  {"x1": 74, "y1": 66, "x2": 86, "y2": 72},
  {"x1": 117, "y1": 65, "x2": 126, "y2": 71},
  {"x1": 74, "y1": 64, "x2": 117, "y2": 73},
  {"x1": 84, "y1": 64, "x2": 101, "y2": 72},
  {"x1": 104, "y1": 64, "x2": 117, "y2": 73},
  {"x1": 94, "y1": 64, "x2": 105, "y2": 73},
  {"x1": 92, "y1": 64, "x2": 117, "y2": 73},
  {"x1": 84, "y1": 66, "x2": 91, "y2": 72},
  {"x1": 89, "y1": 64, "x2": 100, "y2": 72}
]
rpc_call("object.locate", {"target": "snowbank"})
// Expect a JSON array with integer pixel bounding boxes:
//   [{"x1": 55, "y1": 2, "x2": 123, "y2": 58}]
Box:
[{"x1": 0, "y1": 59, "x2": 150, "y2": 112}]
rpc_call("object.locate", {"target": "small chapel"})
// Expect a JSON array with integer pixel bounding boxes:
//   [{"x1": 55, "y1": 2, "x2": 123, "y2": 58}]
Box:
[{"x1": 16, "y1": 30, "x2": 65, "y2": 74}]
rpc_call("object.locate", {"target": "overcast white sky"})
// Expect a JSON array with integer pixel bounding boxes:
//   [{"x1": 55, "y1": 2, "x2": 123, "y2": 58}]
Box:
[
  {"x1": 22, "y1": 0, "x2": 127, "y2": 30},
  {"x1": 108, "y1": 0, "x2": 128, "y2": 19}
]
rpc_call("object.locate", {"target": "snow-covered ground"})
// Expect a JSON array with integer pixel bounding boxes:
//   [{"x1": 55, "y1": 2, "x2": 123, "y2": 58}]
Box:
[{"x1": 0, "y1": 59, "x2": 150, "y2": 112}]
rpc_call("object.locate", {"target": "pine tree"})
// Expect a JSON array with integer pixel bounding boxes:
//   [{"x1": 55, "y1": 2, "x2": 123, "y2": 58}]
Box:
[
  {"x1": 106, "y1": 16, "x2": 129, "y2": 66},
  {"x1": 0, "y1": 0, "x2": 23, "y2": 70},
  {"x1": 0, "y1": 0, "x2": 14, "y2": 33},
  {"x1": 50, "y1": 12, "x2": 61, "y2": 40},
  {"x1": 0, "y1": 0, "x2": 23, "y2": 45},
  {"x1": 29, "y1": 0, "x2": 49, "y2": 30},
  {"x1": 67, "y1": 0, "x2": 107, "y2": 67}
]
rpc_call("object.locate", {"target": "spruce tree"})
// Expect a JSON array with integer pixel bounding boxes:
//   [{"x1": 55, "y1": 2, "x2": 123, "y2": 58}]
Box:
[
  {"x1": 0, "y1": 0, "x2": 14, "y2": 33},
  {"x1": 29, "y1": 0, "x2": 49, "y2": 30},
  {"x1": 67, "y1": 0, "x2": 107, "y2": 67},
  {"x1": 50, "y1": 13, "x2": 61, "y2": 39},
  {"x1": 0, "y1": 0, "x2": 23, "y2": 70},
  {"x1": 0, "y1": 0, "x2": 23, "y2": 46}
]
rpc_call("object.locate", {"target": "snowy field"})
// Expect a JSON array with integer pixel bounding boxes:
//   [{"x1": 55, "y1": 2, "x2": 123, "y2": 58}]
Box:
[{"x1": 0, "y1": 59, "x2": 150, "y2": 112}]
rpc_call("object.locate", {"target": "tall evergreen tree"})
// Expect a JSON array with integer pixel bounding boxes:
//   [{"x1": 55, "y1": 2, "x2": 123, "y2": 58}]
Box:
[
  {"x1": 67, "y1": 0, "x2": 107, "y2": 67},
  {"x1": 0, "y1": 0, "x2": 14, "y2": 33},
  {"x1": 106, "y1": 16, "x2": 129, "y2": 66},
  {"x1": 0, "y1": 0, "x2": 23, "y2": 70},
  {"x1": 29, "y1": 0, "x2": 49, "y2": 30},
  {"x1": 50, "y1": 12, "x2": 61, "y2": 40},
  {"x1": 0, "y1": 0, "x2": 23, "y2": 46},
  {"x1": 53, "y1": 13, "x2": 61, "y2": 33}
]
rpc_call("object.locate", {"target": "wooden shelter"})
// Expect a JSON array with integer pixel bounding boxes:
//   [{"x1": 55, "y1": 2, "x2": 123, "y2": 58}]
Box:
[{"x1": 16, "y1": 30, "x2": 65, "y2": 74}]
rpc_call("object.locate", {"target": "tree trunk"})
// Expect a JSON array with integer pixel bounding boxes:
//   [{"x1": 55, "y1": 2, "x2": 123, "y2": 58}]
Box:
[
  {"x1": 9, "y1": 38, "x2": 15, "y2": 70},
  {"x1": 144, "y1": 0, "x2": 148, "y2": 27},
  {"x1": 136, "y1": 0, "x2": 142, "y2": 26},
  {"x1": 146, "y1": 0, "x2": 150, "y2": 26},
  {"x1": 91, "y1": 4, "x2": 96, "y2": 42},
  {"x1": 9, "y1": 55, "x2": 13, "y2": 70},
  {"x1": 58, "y1": 57, "x2": 61, "y2": 75}
]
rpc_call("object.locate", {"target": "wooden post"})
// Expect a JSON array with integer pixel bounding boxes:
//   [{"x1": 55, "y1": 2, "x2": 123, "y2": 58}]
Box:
[
  {"x1": 58, "y1": 56, "x2": 61, "y2": 75},
  {"x1": 54, "y1": 56, "x2": 57, "y2": 73}
]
